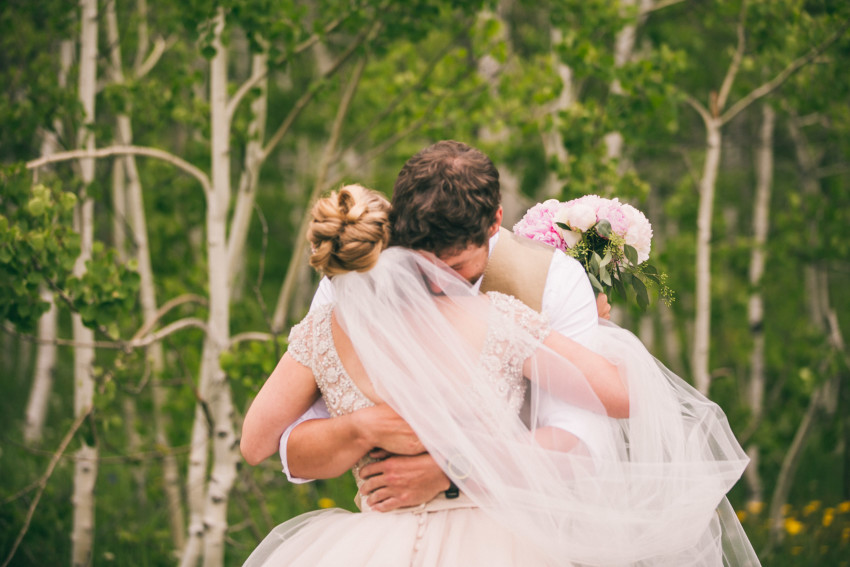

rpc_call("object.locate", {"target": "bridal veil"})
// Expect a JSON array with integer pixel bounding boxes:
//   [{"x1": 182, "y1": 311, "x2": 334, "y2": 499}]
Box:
[{"x1": 329, "y1": 247, "x2": 758, "y2": 566}]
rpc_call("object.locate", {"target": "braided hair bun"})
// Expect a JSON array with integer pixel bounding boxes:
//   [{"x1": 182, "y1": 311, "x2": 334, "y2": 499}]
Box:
[{"x1": 308, "y1": 184, "x2": 391, "y2": 276}]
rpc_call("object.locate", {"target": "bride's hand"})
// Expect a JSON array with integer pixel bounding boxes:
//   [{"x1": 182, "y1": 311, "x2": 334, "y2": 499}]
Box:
[{"x1": 353, "y1": 403, "x2": 425, "y2": 456}]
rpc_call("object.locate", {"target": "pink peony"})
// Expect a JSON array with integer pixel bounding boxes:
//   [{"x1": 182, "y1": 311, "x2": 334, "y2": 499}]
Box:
[{"x1": 512, "y1": 199, "x2": 566, "y2": 250}]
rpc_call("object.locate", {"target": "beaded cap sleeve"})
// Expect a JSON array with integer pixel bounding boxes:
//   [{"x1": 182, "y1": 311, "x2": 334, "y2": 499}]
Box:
[
  {"x1": 481, "y1": 291, "x2": 552, "y2": 413},
  {"x1": 287, "y1": 304, "x2": 374, "y2": 418}
]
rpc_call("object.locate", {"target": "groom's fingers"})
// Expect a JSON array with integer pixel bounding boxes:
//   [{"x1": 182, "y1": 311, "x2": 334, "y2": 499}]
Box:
[{"x1": 359, "y1": 454, "x2": 449, "y2": 511}]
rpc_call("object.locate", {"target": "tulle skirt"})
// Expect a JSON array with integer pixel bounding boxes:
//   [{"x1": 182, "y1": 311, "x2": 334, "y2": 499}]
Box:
[{"x1": 242, "y1": 494, "x2": 557, "y2": 567}]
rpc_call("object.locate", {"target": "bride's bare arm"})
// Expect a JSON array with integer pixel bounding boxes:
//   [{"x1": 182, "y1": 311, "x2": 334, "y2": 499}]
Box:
[
  {"x1": 286, "y1": 404, "x2": 426, "y2": 479},
  {"x1": 241, "y1": 353, "x2": 320, "y2": 466},
  {"x1": 525, "y1": 331, "x2": 629, "y2": 419}
]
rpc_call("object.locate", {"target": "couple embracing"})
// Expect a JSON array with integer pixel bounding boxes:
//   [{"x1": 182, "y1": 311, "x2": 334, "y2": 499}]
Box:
[{"x1": 240, "y1": 141, "x2": 760, "y2": 566}]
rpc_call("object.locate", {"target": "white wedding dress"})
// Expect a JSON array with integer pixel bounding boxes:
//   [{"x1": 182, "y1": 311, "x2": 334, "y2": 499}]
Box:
[
  {"x1": 243, "y1": 248, "x2": 759, "y2": 566},
  {"x1": 243, "y1": 293, "x2": 560, "y2": 566}
]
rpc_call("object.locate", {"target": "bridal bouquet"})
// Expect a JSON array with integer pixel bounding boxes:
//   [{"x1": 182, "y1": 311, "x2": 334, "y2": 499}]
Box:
[{"x1": 513, "y1": 196, "x2": 672, "y2": 310}]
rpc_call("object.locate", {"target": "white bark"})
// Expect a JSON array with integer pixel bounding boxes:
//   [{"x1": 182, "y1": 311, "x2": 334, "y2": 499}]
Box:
[
  {"x1": 71, "y1": 1, "x2": 98, "y2": 565},
  {"x1": 178, "y1": 11, "x2": 239, "y2": 567},
  {"x1": 24, "y1": 40, "x2": 73, "y2": 444},
  {"x1": 603, "y1": 0, "x2": 653, "y2": 164},
  {"x1": 271, "y1": 55, "x2": 367, "y2": 332},
  {"x1": 744, "y1": 105, "x2": 774, "y2": 503},
  {"x1": 692, "y1": 120, "x2": 721, "y2": 394},
  {"x1": 539, "y1": 26, "x2": 573, "y2": 200},
  {"x1": 105, "y1": 0, "x2": 186, "y2": 546},
  {"x1": 24, "y1": 287, "x2": 58, "y2": 443},
  {"x1": 227, "y1": 50, "x2": 269, "y2": 295}
]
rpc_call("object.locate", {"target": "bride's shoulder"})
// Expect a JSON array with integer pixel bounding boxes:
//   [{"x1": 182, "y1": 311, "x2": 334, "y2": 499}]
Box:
[{"x1": 484, "y1": 291, "x2": 550, "y2": 338}]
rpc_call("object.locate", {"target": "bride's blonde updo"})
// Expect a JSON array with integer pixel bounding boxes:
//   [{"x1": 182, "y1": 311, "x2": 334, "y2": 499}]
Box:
[{"x1": 308, "y1": 184, "x2": 391, "y2": 276}]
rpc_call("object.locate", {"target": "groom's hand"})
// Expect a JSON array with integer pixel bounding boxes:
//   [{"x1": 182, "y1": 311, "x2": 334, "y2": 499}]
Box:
[
  {"x1": 354, "y1": 403, "x2": 425, "y2": 456},
  {"x1": 359, "y1": 453, "x2": 450, "y2": 512}
]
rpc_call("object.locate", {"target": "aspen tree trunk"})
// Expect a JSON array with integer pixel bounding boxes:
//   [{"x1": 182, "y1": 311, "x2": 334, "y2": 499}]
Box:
[
  {"x1": 104, "y1": 0, "x2": 186, "y2": 546},
  {"x1": 71, "y1": 1, "x2": 98, "y2": 565},
  {"x1": 744, "y1": 104, "x2": 774, "y2": 503},
  {"x1": 176, "y1": 11, "x2": 239, "y2": 567},
  {"x1": 199, "y1": 11, "x2": 239, "y2": 564},
  {"x1": 24, "y1": 287, "x2": 58, "y2": 443},
  {"x1": 24, "y1": 40, "x2": 74, "y2": 444},
  {"x1": 539, "y1": 20, "x2": 573, "y2": 200},
  {"x1": 227, "y1": 50, "x2": 268, "y2": 295},
  {"x1": 271, "y1": 55, "x2": 367, "y2": 332},
  {"x1": 603, "y1": 0, "x2": 652, "y2": 164},
  {"x1": 692, "y1": 119, "x2": 721, "y2": 394},
  {"x1": 473, "y1": 6, "x2": 525, "y2": 222},
  {"x1": 766, "y1": 112, "x2": 841, "y2": 546},
  {"x1": 104, "y1": 0, "x2": 149, "y2": 509}
]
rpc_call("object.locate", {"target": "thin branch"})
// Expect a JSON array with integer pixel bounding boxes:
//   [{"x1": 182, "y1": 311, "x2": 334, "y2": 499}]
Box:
[
  {"x1": 229, "y1": 332, "x2": 275, "y2": 346},
  {"x1": 134, "y1": 36, "x2": 170, "y2": 79},
  {"x1": 816, "y1": 163, "x2": 850, "y2": 179},
  {"x1": 227, "y1": 41, "x2": 269, "y2": 121},
  {"x1": 228, "y1": 7, "x2": 359, "y2": 120},
  {"x1": 720, "y1": 18, "x2": 850, "y2": 125},
  {"x1": 273, "y1": 55, "x2": 368, "y2": 331},
  {"x1": 5, "y1": 317, "x2": 208, "y2": 351},
  {"x1": 642, "y1": 0, "x2": 688, "y2": 14},
  {"x1": 26, "y1": 146, "x2": 211, "y2": 194},
  {"x1": 683, "y1": 93, "x2": 713, "y2": 125},
  {"x1": 261, "y1": 24, "x2": 372, "y2": 161},
  {"x1": 1, "y1": 409, "x2": 91, "y2": 567},
  {"x1": 130, "y1": 293, "x2": 208, "y2": 341},
  {"x1": 716, "y1": 1, "x2": 747, "y2": 112},
  {"x1": 344, "y1": 22, "x2": 472, "y2": 152}
]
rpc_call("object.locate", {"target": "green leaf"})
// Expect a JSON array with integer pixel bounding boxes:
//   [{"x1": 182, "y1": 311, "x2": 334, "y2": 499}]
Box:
[
  {"x1": 27, "y1": 197, "x2": 46, "y2": 217},
  {"x1": 600, "y1": 266, "x2": 612, "y2": 286},
  {"x1": 595, "y1": 220, "x2": 612, "y2": 238},
  {"x1": 599, "y1": 251, "x2": 612, "y2": 269},
  {"x1": 633, "y1": 276, "x2": 649, "y2": 310},
  {"x1": 624, "y1": 244, "x2": 638, "y2": 266},
  {"x1": 587, "y1": 271, "x2": 603, "y2": 293},
  {"x1": 590, "y1": 252, "x2": 602, "y2": 272}
]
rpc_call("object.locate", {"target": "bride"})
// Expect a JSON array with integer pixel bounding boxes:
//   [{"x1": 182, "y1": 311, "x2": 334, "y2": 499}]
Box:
[{"x1": 241, "y1": 184, "x2": 759, "y2": 566}]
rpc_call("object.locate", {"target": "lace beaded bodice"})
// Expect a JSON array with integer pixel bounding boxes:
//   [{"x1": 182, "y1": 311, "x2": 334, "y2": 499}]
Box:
[{"x1": 287, "y1": 292, "x2": 550, "y2": 487}]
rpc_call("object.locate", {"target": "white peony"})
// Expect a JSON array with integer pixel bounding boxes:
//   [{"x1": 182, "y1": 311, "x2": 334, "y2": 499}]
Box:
[
  {"x1": 619, "y1": 203, "x2": 653, "y2": 264},
  {"x1": 555, "y1": 203, "x2": 597, "y2": 232}
]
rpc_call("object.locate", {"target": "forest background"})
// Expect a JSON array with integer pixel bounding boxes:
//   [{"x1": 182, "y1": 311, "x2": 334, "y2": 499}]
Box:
[{"x1": 1, "y1": 0, "x2": 849, "y2": 565}]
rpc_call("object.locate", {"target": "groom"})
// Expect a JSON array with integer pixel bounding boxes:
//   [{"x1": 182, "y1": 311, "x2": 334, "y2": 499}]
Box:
[{"x1": 281, "y1": 140, "x2": 607, "y2": 511}]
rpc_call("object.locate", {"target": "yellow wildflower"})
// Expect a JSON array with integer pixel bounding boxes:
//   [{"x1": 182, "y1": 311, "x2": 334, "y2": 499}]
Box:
[
  {"x1": 803, "y1": 500, "x2": 821, "y2": 516},
  {"x1": 746, "y1": 501, "x2": 764, "y2": 515},
  {"x1": 318, "y1": 497, "x2": 336, "y2": 509},
  {"x1": 737, "y1": 510, "x2": 747, "y2": 523},
  {"x1": 838, "y1": 501, "x2": 850, "y2": 513},
  {"x1": 823, "y1": 508, "x2": 834, "y2": 527},
  {"x1": 843, "y1": 527, "x2": 850, "y2": 543},
  {"x1": 784, "y1": 517, "x2": 804, "y2": 536}
]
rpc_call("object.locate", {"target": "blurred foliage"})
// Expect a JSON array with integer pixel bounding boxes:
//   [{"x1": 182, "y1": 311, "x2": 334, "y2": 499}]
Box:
[{"x1": 1, "y1": 0, "x2": 850, "y2": 564}]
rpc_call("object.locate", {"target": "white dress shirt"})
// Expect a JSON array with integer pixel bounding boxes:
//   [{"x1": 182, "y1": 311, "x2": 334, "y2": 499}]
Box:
[{"x1": 279, "y1": 232, "x2": 600, "y2": 481}]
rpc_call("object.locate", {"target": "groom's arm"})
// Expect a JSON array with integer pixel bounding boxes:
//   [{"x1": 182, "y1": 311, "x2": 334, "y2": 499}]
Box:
[{"x1": 286, "y1": 402, "x2": 427, "y2": 480}]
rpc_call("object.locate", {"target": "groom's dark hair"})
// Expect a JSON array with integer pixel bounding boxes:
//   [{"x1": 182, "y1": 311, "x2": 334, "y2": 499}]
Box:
[{"x1": 390, "y1": 140, "x2": 501, "y2": 254}]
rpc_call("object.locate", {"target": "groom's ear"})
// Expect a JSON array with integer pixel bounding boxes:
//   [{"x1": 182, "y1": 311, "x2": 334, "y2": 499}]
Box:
[{"x1": 488, "y1": 207, "x2": 503, "y2": 237}]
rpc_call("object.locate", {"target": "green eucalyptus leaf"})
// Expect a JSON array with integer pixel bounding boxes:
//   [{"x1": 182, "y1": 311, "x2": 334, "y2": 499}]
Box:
[
  {"x1": 600, "y1": 266, "x2": 612, "y2": 286},
  {"x1": 587, "y1": 271, "x2": 603, "y2": 293},
  {"x1": 624, "y1": 244, "x2": 638, "y2": 266},
  {"x1": 633, "y1": 276, "x2": 649, "y2": 310},
  {"x1": 595, "y1": 220, "x2": 612, "y2": 238}
]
